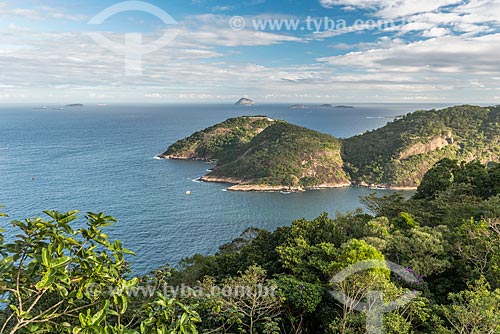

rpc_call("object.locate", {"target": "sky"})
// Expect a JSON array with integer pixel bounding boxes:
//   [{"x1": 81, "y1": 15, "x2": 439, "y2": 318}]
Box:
[{"x1": 0, "y1": 0, "x2": 499, "y2": 103}]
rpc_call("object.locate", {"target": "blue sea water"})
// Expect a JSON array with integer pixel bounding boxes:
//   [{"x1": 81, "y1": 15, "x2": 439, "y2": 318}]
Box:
[{"x1": 0, "y1": 103, "x2": 450, "y2": 274}]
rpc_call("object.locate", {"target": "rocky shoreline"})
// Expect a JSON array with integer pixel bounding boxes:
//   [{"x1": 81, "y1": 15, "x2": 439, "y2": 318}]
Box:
[
  {"x1": 200, "y1": 175, "x2": 352, "y2": 192},
  {"x1": 158, "y1": 155, "x2": 417, "y2": 192}
]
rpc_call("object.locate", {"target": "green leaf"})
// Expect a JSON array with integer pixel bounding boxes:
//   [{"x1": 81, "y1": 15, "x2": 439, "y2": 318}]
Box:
[
  {"x1": 91, "y1": 301, "x2": 109, "y2": 326},
  {"x1": 120, "y1": 294, "x2": 128, "y2": 315},
  {"x1": 35, "y1": 268, "x2": 54, "y2": 290},
  {"x1": 0, "y1": 256, "x2": 13, "y2": 274},
  {"x1": 52, "y1": 256, "x2": 71, "y2": 268},
  {"x1": 79, "y1": 313, "x2": 87, "y2": 326},
  {"x1": 41, "y1": 248, "x2": 50, "y2": 267}
]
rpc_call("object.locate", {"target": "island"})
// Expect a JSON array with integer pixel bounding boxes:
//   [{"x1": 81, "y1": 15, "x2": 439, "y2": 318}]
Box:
[
  {"x1": 235, "y1": 98, "x2": 255, "y2": 106},
  {"x1": 289, "y1": 104, "x2": 334, "y2": 109},
  {"x1": 65, "y1": 103, "x2": 84, "y2": 107},
  {"x1": 159, "y1": 105, "x2": 500, "y2": 191},
  {"x1": 334, "y1": 105, "x2": 355, "y2": 109}
]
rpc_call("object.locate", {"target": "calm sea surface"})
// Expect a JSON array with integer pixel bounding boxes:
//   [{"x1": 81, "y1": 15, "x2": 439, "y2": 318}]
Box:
[{"x1": 0, "y1": 103, "x2": 450, "y2": 273}]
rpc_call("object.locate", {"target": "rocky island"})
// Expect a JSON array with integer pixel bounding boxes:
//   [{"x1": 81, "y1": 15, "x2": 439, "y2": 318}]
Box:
[
  {"x1": 160, "y1": 105, "x2": 500, "y2": 191},
  {"x1": 289, "y1": 104, "x2": 334, "y2": 109},
  {"x1": 235, "y1": 98, "x2": 255, "y2": 106},
  {"x1": 289, "y1": 104, "x2": 355, "y2": 110}
]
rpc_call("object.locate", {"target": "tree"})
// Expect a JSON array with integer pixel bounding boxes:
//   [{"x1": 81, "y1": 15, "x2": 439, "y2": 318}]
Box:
[
  {"x1": 195, "y1": 265, "x2": 282, "y2": 334},
  {"x1": 0, "y1": 210, "x2": 199, "y2": 334},
  {"x1": 454, "y1": 219, "x2": 500, "y2": 288},
  {"x1": 438, "y1": 277, "x2": 500, "y2": 334},
  {"x1": 414, "y1": 159, "x2": 458, "y2": 200},
  {"x1": 329, "y1": 239, "x2": 390, "y2": 334},
  {"x1": 275, "y1": 275, "x2": 323, "y2": 334}
]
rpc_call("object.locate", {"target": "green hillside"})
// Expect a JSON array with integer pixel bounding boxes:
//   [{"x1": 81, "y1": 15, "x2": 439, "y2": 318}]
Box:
[
  {"x1": 159, "y1": 116, "x2": 275, "y2": 164},
  {"x1": 161, "y1": 105, "x2": 500, "y2": 190},
  {"x1": 208, "y1": 121, "x2": 350, "y2": 188},
  {"x1": 343, "y1": 105, "x2": 500, "y2": 187}
]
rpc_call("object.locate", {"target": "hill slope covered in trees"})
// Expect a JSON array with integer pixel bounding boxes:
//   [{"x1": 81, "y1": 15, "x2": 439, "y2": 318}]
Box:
[
  {"x1": 161, "y1": 105, "x2": 500, "y2": 190},
  {"x1": 343, "y1": 105, "x2": 500, "y2": 187}
]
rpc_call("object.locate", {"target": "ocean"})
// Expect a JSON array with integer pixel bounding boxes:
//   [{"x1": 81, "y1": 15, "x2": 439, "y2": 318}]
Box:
[{"x1": 0, "y1": 103, "x2": 451, "y2": 274}]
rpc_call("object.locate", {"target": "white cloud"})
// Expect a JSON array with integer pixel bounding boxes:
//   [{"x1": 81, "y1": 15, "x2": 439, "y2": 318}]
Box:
[
  {"x1": 173, "y1": 14, "x2": 302, "y2": 46},
  {"x1": 319, "y1": 0, "x2": 500, "y2": 37},
  {"x1": 422, "y1": 27, "x2": 451, "y2": 37},
  {"x1": 0, "y1": 3, "x2": 86, "y2": 21},
  {"x1": 0, "y1": 4, "x2": 498, "y2": 103},
  {"x1": 320, "y1": 0, "x2": 463, "y2": 18},
  {"x1": 176, "y1": 29, "x2": 301, "y2": 47},
  {"x1": 318, "y1": 33, "x2": 500, "y2": 75}
]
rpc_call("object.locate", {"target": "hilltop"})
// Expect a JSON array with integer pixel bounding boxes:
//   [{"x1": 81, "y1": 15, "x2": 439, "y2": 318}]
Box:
[
  {"x1": 160, "y1": 105, "x2": 500, "y2": 191},
  {"x1": 159, "y1": 116, "x2": 274, "y2": 165}
]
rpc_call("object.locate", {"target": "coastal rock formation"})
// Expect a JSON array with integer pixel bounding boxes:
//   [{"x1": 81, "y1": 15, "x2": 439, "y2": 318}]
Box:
[{"x1": 398, "y1": 133, "x2": 453, "y2": 160}]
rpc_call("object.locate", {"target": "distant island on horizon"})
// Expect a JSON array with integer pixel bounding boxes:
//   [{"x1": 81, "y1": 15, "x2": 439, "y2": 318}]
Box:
[
  {"x1": 235, "y1": 98, "x2": 255, "y2": 106},
  {"x1": 290, "y1": 104, "x2": 355, "y2": 109}
]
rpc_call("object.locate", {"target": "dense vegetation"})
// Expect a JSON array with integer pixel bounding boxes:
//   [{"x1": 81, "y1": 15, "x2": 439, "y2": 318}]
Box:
[
  {"x1": 209, "y1": 122, "x2": 349, "y2": 188},
  {"x1": 343, "y1": 105, "x2": 500, "y2": 186},
  {"x1": 2, "y1": 159, "x2": 500, "y2": 333},
  {"x1": 164, "y1": 105, "x2": 500, "y2": 188},
  {"x1": 163, "y1": 117, "x2": 349, "y2": 189},
  {"x1": 160, "y1": 116, "x2": 275, "y2": 165}
]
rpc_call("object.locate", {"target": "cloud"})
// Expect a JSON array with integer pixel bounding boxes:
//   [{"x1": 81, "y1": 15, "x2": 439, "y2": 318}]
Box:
[
  {"x1": 0, "y1": 3, "x2": 498, "y2": 103},
  {"x1": 179, "y1": 29, "x2": 301, "y2": 46},
  {"x1": 318, "y1": 33, "x2": 500, "y2": 74},
  {"x1": 0, "y1": 11, "x2": 305, "y2": 103},
  {"x1": 175, "y1": 14, "x2": 302, "y2": 46},
  {"x1": 421, "y1": 27, "x2": 451, "y2": 37},
  {"x1": 0, "y1": 3, "x2": 87, "y2": 21},
  {"x1": 319, "y1": 0, "x2": 500, "y2": 37},
  {"x1": 320, "y1": 0, "x2": 463, "y2": 18}
]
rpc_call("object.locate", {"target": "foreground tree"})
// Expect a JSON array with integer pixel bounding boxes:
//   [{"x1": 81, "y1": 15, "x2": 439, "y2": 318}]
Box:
[
  {"x1": 195, "y1": 265, "x2": 282, "y2": 334},
  {"x1": 438, "y1": 277, "x2": 500, "y2": 334},
  {"x1": 0, "y1": 210, "x2": 199, "y2": 334}
]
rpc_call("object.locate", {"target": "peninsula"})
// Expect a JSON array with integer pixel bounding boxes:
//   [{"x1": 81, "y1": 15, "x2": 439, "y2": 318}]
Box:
[{"x1": 159, "y1": 105, "x2": 500, "y2": 191}]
